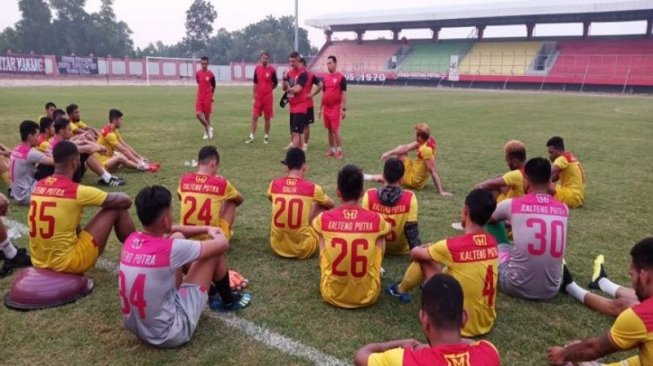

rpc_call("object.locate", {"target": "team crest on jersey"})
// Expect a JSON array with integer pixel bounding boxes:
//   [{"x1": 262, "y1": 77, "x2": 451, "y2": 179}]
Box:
[
  {"x1": 195, "y1": 175, "x2": 208, "y2": 184},
  {"x1": 44, "y1": 177, "x2": 57, "y2": 185},
  {"x1": 444, "y1": 352, "x2": 470, "y2": 366},
  {"x1": 332, "y1": 78, "x2": 337, "y2": 83},
  {"x1": 130, "y1": 238, "x2": 143, "y2": 249},
  {"x1": 473, "y1": 235, "x2": 488, "y2": 246},
  {"x1": 343, "y1": 209, "x2": 358, "y2": 220},
  {"x1": 535, "y1": 193, "x2": 550, "y2": 204},
  {"x1": 265, "y1": 72, "x2": 270, "y2": 77}
]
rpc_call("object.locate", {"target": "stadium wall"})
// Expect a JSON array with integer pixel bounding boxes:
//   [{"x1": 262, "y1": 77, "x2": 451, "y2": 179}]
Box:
[{"x1": 0, "y1": 53, "x2": 234, "y2": 84}]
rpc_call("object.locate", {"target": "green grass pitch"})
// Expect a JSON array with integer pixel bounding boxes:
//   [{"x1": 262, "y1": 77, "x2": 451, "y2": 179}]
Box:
[{"x1": 0, "y1": 85, "x2": 652, "y2": 365}]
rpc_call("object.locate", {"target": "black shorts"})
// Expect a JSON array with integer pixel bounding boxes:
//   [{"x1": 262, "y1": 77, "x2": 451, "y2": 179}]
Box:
[
  {"x1": 306, "y1": 107, "x2": 315, "y2": 124},
  {"x1": 289, "y1": 113, "x2": 307, "y2": 134}
]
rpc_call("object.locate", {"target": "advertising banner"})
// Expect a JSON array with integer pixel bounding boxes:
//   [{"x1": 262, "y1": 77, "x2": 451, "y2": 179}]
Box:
[
  {"x1": 0, "y1": 54, "x2": 45, "y2": 74},
  {"x1": 56, "y1": 56, "x2": 99, "y2": 75}
]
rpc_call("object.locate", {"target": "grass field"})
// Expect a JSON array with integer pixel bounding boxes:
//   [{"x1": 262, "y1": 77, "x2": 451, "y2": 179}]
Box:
[{"x1": 0, "y1": 85, "x2": 652, "y2": 365}]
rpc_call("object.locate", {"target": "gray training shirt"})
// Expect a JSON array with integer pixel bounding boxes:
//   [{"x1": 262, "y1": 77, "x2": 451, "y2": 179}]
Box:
[{"x1": 9, "y1": 143, "x2": 48, "y2": 204}]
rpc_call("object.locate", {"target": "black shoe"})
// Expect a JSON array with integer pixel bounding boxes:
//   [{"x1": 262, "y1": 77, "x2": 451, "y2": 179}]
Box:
[
  {"x1": 1, "y1": 248, "x2": 31, "y2": 276},
  {"x1": 0, "y1": 251, "x2": 4, "y2": 261},
  {"x1": 588, "y1": 255, "x2": 607, "y2": 290},
  {"x1": 98, "y1": 176, "x2": 126, "y2": 187},
  {"x1": 7, "y1": 188, "x2": 13, "y2": 200},
  {"x1": 560, "y1": 261, "x2": 574, "y2": 294}
]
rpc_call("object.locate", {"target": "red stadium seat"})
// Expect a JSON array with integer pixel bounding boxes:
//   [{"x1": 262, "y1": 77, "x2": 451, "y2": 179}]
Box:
[{"x1": 4, "y1": 267, "x2": 94, "y2": 311}]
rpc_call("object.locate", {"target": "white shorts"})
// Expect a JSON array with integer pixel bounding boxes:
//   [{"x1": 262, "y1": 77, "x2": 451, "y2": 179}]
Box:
[{"x1": 157, "y1": 283, "x2": 208, "y2": 348}]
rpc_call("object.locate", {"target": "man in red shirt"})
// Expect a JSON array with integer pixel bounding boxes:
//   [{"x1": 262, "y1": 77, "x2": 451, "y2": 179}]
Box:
[
  {"x1": 320, "y1": 56, "x2": 347, "y2": 159},
  {"x1": 195, "y1": 56, "x2": 216, "y2": 140},
  {"x1": 354, "y1": 274, "x2": 500, "y2": 366},
  {"x1": 282, "y1": 51, "x2": 308, "y2": 149},
  {"x1": 246, "y1": 51, "x2": 278, "y2": 144}
]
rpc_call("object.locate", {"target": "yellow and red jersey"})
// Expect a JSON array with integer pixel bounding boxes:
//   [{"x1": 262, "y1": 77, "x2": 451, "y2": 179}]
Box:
[
  {"x1": 428, "y1": 232, "x2": 499, "y2": 337},
  {"x1": 312, "y1": 206, "x2": 390, "y2": 308},
  {"x1": 402, "y1": 137, "x2": 436, "y2": 190},
  {"x1": 361, "y1": 188, "x2": 418, "y2": 255},
  {"x1": 267, "y1": 176, "x2": 330, "y2": 259},
  {"x1": 36, "y1": 133, "x2": 51, "y2": 153},
  {"x1": 177, "y1": 172, "x2": 240, "y2": 239},
  {"x1": 609, "y1": 297, "x2": 653, "y2": 366},
  {"x1": 96, "y1": 123, "x2": 122, "y2": 163},
  {"x1": 496, "y1": 168, "x2": 525, "y2": 203},
  {"x1": 29, "y1": 175, "x2": 107, "y2": 271},
  {"x1": 553, "y1": 151, "x2": 585, "y2": 207},
  {"x1": 367, "y1": 340, "x2": 500, "y2": 366},
  {"x1": 70, "y1": 120, "x2": 88, "y2": 134}
]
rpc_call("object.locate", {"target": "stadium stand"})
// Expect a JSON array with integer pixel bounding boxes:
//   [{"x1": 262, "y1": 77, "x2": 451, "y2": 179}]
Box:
[
  {"x1": 310, "y1": 41, "x2": 403, "y2": 73},
  {"x1": 398, "y1": 41, "x2": 474, "y2": 73},
  {"x1": 550, "y1": 39, "x2": 653, "y2": 85},
  {"x1": 459, "y1": 41, "x2": 545, "y2": 76}
]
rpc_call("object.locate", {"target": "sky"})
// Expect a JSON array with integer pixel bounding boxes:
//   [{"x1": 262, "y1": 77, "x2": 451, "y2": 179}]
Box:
[{"x1": 0, "y1": 0, "x2": 646, "y2": 49}]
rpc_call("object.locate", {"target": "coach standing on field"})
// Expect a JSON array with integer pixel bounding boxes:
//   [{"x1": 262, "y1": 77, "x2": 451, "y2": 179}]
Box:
[
  {"x1": 195, "y1": 56, "x2": 215, "y2": 140},
  {"x1": 282, "y1": 51, "x2": 308, "y2": 150},
  {"x1": 246, "y1": 51, "x2": 278, "y2": 144}
]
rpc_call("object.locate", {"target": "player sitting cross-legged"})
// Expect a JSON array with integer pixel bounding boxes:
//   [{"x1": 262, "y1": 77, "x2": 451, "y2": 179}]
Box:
[
  {"x1": 267, "y1": 148, "x2": 334, "y2": 259},
  {"x1": 29, "y1": 141, "x2": 135, "y2": 274},
  {"x1": 361, "y1": 157, "x2": 420, "y2": 256},
  {"x1": 548, "y1": 237, "x2": 653, "y2": 366},
  {"x1": 386, "y1": 189, "x2": 498, "y2": 338},
  {"x1": 491, "y1": 157, "x2": 569, "y2": 301},
  {"x1": 355, "y1": 274, "x2": 501, "y2": 366},
  {"x1": 178, "y1": 146, "x2": 243, "y2": 242},
  {"x1": 120, "y1": 185, "x2": 252, "y2": 348},
  {"x1": 365, "y1": 123, "x2": 452, "y2": 197},
  {"x1": 312, "y1": 164, "x2": 390, "y2": 309}
]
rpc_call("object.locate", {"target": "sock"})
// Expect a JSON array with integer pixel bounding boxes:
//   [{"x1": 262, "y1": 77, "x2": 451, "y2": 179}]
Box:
[
  {"x1": 137, "y1": 161, "x2": 148, "y2": 170},
  {"x1": 397, "y1": 262, "x2": 423, "y2": 294},
  {"x1": 0, "y1": 239, "x2": 18, "y2": 259},
  {"x1": 100, "y1": 171, "x2": 112, "y2": 183},
  {"x1": 598, "y1": 278, "x2": 621, "y2": 298},
  {"x1": 214, "y1": 272, "x2": 235, "y2": 305},
  {"x1": 336, "y1": 147, "x2": 342, "y2": 152},
  {"x1": 264, "y1": 134, "x2": 269, "y2": 139},
  {"x1": 249, "y1": 133, "x2": 254, "y2": 139},
  {"x1": 565, "y1": 282, "x2": 589, "y2": 303},
  {"x1": 331, "y1": 147, "x2": 337, "y2": 153},
  {"x1": 1, "y1": 171, "x2": 9, "y2": 185},
  {"x1": 363, "y1": 174, "x2": 374, "y2": 181}
]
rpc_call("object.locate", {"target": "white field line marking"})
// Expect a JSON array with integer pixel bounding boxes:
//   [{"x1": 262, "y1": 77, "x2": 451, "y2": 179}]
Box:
[
  {"x1": 96, "y1": 258, "x2": 349, "y2": 366},
  {"x1": 614, "y1": 107, "x2": 641, "y2": 116}
]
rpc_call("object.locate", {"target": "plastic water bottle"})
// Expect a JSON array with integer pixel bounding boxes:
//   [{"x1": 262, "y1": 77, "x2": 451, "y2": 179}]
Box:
[{"x1": 1, "y1": 217, "x2": 28, "y2": 240}]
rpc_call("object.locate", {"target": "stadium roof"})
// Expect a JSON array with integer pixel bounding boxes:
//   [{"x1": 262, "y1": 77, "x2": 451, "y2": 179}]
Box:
[{"x1": 305, "y1": 0, "x2": 653, "y2": 32}]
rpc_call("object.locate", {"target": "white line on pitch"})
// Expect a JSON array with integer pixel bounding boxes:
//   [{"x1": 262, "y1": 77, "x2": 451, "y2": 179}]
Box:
[{"x1": 96, "y1": 258, "x2": 349, "y2": 366}]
